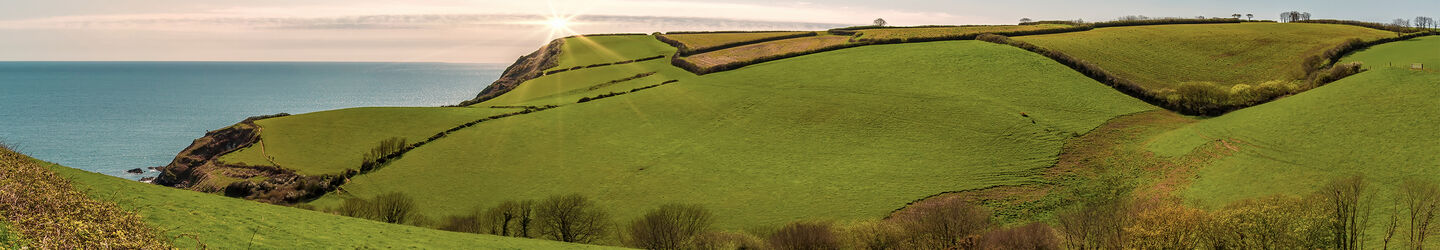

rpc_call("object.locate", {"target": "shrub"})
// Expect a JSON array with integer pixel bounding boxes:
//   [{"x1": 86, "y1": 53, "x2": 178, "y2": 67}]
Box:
[
  {"x1": 840, "y1": 220, "x2": 911, "y2": 250},
  {"x1": 978, "y1": 222, "x2": 1060, "y2": 250},
  {"x1": 1125, "y1": 200, "x2": 1208, "y2": 249},
  {"x1": 485, "y1": 200, "x2": 536, "y2": 237},
  {"x1": 371, "y1": 192, "x2": 419, "y2": 224},
  {"x1": 624, "y1": 204, "x2": 714, "y2": 250},
  {"x1": 1205, "y1": 195, "x2": 1329, "y2": 248},
  {"x1": 691, "y1": 231, "x2": 767, "y2": 250},
  {"x1": 537, "y1": 194, "x2": 612, "y2": 243},
  {"x1": 336, "y1": 197, "x2": 373, "y2": 219},
  {"x1": 895, "y1": 199, "x2": 993, "y2": 248},
  {"x1": 359, "y1": 137, "x2": 407, "y2": 173},
  {"x1": 440, "y1": 214, "x2": 484, "y2": 234},
  {"x1": 768, "y1": 221, "x2": 840, "y2": 250}
]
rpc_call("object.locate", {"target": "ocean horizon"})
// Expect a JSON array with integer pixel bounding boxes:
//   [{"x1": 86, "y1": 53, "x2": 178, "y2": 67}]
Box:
[{"x1": 0, "y1": 61, "x2": 505, "y2": 180}]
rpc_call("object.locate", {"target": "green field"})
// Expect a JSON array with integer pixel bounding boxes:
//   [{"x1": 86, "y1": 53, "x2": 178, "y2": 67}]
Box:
[
  {"x1": 855, "y1": 24, "x2": 1072, "y2": 40},
  {"x1": 682, "y1": 35, "x2": 853, "y2": 68},
  {"x1": 1342, "y1": 35, "x2": 1440, "y2": 70},
  {"x1": 46, "y1": 160, "x2": 617, "y2": 249},
  {"x1": 1141, "y1": 36, "x2": 1440, "y2": 223},
  {"x1": 311, "y1": 40, "x2": 1156, "y2": 231},
  {"x1": 219, "y1": 107, "x2": 520, "y2": 176},
  {"x1": 554, "y1": 35, "x2": 674, "y2": 69},
  {"x1": 1016, "y1": 23, "x2": 1393, "y2": 91},
  {"x1": 660, "y1": 32, "x2": 813, "y2": 52}
]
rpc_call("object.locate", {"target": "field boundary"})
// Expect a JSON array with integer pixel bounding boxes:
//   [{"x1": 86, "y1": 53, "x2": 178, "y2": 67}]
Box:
[{"x1": 656, "y1": 31, "x2": 820, "y2": 56}]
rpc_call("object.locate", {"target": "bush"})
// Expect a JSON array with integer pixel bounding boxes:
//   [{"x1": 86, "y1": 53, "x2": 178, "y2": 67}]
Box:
[
  {"x1": 895, "y1": 199, "x2": 993, "y2": 248},
  {"x1": 768, "y1": 221, "x2": 840, "y2": 250},
  {"x1": 371, "y1": 192, "x2": 418, "y2": 224},
  {"x1": 336, "y1": 197, "x2": 373, "y2": 218},
  {"x1": 625, "y1": 204, "x2": 714, "y2": 250},
  {"x1": 359, "y1": 137, "x2": 407, "y2": 173},
  {"x1": 691, "y1": 231, "x2": 767, "y2": 250},
  {"x1": 1205, "y1": 195, "x2": 1330, "y2": 248},
  {"x1": 978, "y1": 222, "x2": 1060, "y2": 249},
  {"x1": 840, "y1": 220, "x2": 911, "y2": 250},
  {"x1": 485, "y1": 200, "x2": 536, "y2": 237},
  {"x1": 537, "y1": 194, "x2": 612, "y2": 243}
]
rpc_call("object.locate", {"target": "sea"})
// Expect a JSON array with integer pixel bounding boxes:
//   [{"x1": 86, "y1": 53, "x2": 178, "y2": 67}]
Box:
[{"x1": 0, "y1": 62, "x2": 505, "y2": 180}]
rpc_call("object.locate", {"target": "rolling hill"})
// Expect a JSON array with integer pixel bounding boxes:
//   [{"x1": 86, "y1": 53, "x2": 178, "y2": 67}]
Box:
[{"x1": 130, "y1": 19, "x2": 1438, "y2": 248}]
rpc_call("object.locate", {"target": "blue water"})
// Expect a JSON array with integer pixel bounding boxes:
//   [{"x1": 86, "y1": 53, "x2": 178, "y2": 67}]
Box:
[{"x1": 0, "y1": 62, "x2": 504, "y2": 179}]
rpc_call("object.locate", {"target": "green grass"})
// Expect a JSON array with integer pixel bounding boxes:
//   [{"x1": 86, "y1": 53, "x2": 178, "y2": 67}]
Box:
[
  {"x1": 1139, "y1": 36, "x2": 1440, "y2": 244},
  {"x1": 683, "y1": 35, "x2": 853, "y2": 68},
  {"x1": 856, "y1": 24, "x2": 1072, "y2": 40},
  {"x1": 219, "y1": 107, "x2": 520, "y2": 175},
  {"x1": 47, "y1": 161, "x2": 620, "y2": 249},
  {"x1": 661, "y1": 32, "x2": 813, "y2": 52},
  {"x1": 0, "y1": 219, "x2": 20, "y2": 249},
  {"x1": 554, "y1": 35, "x2": 676, "y2": 69},
  {"x1": 1342, "y1": 35, "x2": 1440, "y2": 70},
  {"x1": 311, "y1": 40, "x2": 1155, "y2": 232},
  {"x1": 1016, "y1": 23, "x2": 1393, "y2": 91}
]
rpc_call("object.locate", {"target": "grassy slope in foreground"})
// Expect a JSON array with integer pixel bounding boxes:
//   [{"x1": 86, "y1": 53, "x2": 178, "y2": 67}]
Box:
[
  {"x1": 1147, "y1": 36, "x2": 1440, "y2": 205},
  {"x1": 48, "y1": 161, "x2": 616, "y2": 249},
  {"x1": 314, "y1": 40, "x2": 1155, "y2": 230},
  {"x1": 1016, "y1": 23, "x2": 1392, "y2": 90},
  {"x1": 219, "y1": 107, "x2": 518, "y2": 176}
]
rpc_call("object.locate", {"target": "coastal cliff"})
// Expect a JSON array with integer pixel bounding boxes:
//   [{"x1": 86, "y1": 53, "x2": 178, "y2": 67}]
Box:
[{"x1": 457, "y1": 39, "x2": 564, "y2": 106}]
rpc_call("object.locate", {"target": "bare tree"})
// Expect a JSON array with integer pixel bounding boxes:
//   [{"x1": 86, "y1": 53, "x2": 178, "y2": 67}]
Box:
[
  {"x1": 1301, "y1": 12, "x2": 1312, "y2": 21},
  {"x1": 769, "y1": 221, "x2": 840, "y2": 250},
  {"x1": 1020, "y1": 17, "x2": 1033, "y2": 24},
  {"x1": 1247, "y1": 14, "x2": 1254, "y2": 20},
  {"x1": 1400, "y1": 179, "x2": 1440, "y2": 249},
  {"x1": 1320, "y1": 175, "x2": 1372, "y2": 250},
  {"x1": 1233, "y1": 14, "x2": 1243, "y2": 19},
  {"x1": 898, "y1": 199, "x2": 993, "y2": 248},
  {"x1": 624, "y1": 204, "x2": 714, "y2": 250},
  {"x1": 537, "y1": 194, "x2": 612, "y2": 243},
  {"x1": 873, "y1": 18, "x2": 887, "y2": 27},
  {"x1": 1393, "y1": 19, "x2": 1413, "y2": 28},
  {"x1": 371, "y1": 192, "x2": 418, "y2": 224},
  {"x1": 1385, "y1": 198, "x2": 1401, "y2": 250},
  {"x1": 486, "y1": 200, "x2": 536, "y2": 237},
  {"x1": 1415, "y1": 17, "x2": 1435, "y2": 30}
]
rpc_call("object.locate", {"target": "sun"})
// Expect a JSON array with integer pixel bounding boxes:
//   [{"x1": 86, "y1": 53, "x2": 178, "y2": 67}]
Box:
[{"x1": 546, "y1": 18, "x2": 570, "y2": 30}]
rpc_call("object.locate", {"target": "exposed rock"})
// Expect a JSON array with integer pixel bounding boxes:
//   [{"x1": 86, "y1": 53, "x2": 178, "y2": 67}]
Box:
[
  {"x1": 138, "y1": 177, "x2": 155, "y2": 183},
  {"x1": 457, "y1": 39, "x2": 564, "y2": 106},
  {"x1": 125, "y1": 168, "x2": 144, "y2": 174},
  {"x1": 154, "y1": 113, "x2": 347, "y2": 204}
]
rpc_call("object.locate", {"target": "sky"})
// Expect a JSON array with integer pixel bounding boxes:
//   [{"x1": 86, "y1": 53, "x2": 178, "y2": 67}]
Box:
[{"x1": 0, "y1": 0, "x2": 1434, "y2": 63}]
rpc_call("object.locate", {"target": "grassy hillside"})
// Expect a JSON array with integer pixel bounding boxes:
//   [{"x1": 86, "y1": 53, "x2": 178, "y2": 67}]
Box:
[
  {"x1": 1016, "y1": 23, "x2": 1392, "y2": 90},
  {"x1": 47, "y1": 159, "x2": 618, "y2": 249},
  {"x1": 1144, "y1": 36, "x2": 1440, "y2": 208},
  {"x1": 683, "y1": 35, "x2": 854, "y2": 69},
  {"x1": 659, "y1": 31, "x2": 814, "y2": 52},
  {"x1": 855, "y1": 24, "x2": 1072, "y2": 41},
  {"x1": 554, "y1": 35, "x2": 674, "y2": 69},
  {"x1": 219, "y1": 107, "x2": 519, "y2": 176},
  {"x1": 310, "y1": 40, "x2": 1155, "y2": 231}
]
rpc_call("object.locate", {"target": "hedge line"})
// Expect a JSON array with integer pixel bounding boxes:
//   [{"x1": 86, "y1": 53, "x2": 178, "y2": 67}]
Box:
[
  {"x1": 577, "y1": 79, "x2": 682, "y2": 103},
  {"x1": 1303, "y1": 31, "x2": 1437, "y2": 82},
  {"x1": 973, "y1": 34, "x2": 1180, "y2": 113},
  {"x1": 657, "y1": 32, "x2": 820, "y2": 56},
  {"x1": 662, "y1": 30, "x2": 808, "y2": 34},
  {"x1": 542, "y1": 55, "x2": 664, "y2": 76},
  {"x1": 338, "y1": 105, "x2": 560, "y2": 185},
  {"x1": 1090, "y1": 18, "x2": 1242, "y2": 28},
  {"x1": 1295, "y1": 19, "x2": 1431, "y2": 33},
  {"x1": 674, "y1": 25, "x2": 1091, "y2": 75}
]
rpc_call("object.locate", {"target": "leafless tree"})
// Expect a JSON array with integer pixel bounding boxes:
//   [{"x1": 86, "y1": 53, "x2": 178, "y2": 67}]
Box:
[
  {"x1": 898, "y1": 199, "x2": 993, "y2": 248},
  {"x1": 769, "y1": 221, "x2": 840, "y2": 250},
  {"x1": 537, "y1": 194, "x2": 612, "y2": 243},
  {"x1": 1247, "y1": 14, "x2": 1254, "y2": 20},
  {"x1": 371, "y1": 192, "x2": 418, "y2": 224},
  {"x1": 486, "y1": 199, "x2": 536, "y2": 237},
  {"x1": 1020, "y1": 17, "x2": 1033, "y2": 23},
  {"x1": 1400, "y1": 179, "x2": 1440, "y2": 249},
  {"x1": 873, "y1": 18, "x2": 887, "y2": 26},
  {"x1": 1321, "y1": 175, "x2": 1372, "y2": 250},
  {"x1": 1384, "y1": 198, "x2": 1401, "y2": 250},
  {"x1": 1415, "y1": 17, "x2": 1435, "y2": 30},
  {"x1": 624, "y1": 204, "x2": 715, "y2": 250},
  {"x1": 1394, "y1": 19, "x2": 1413, "y2": 28},
  {"x1": 1233, "y1": 14, "x2": 1243, "y2": 19}
]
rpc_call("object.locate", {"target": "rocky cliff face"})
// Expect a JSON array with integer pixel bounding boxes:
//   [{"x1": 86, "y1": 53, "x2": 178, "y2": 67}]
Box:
[
  {"x1": 457, "y1": 39, "x2": 564, "y2": 106},
  {"x1": 154, "y1": 114, "x2": 349, "y2": 204}
]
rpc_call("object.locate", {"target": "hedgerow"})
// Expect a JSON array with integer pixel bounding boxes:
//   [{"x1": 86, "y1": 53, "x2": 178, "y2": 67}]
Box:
[
  {"x1": 657, "y1": 32, "x2": 820, "y2": 56},
  {"x1": 1296, "y1": 19, "x2": 1430, "y2": 33}
]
